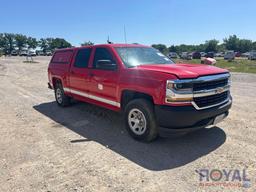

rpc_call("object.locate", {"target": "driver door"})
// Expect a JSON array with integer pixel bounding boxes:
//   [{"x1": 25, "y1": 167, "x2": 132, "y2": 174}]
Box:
[{"x1": 88, "y1": 47, "x2": 119, "y2": 105}]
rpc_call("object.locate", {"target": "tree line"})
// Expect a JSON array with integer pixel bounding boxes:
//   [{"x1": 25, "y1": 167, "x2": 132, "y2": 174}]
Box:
[
  {"x1": 152, "y1": 35, "x2": 256, "y2": 55},
  {"x1": 0, "y1": 33, "x2": 72, "y2": 55},
  {"x1": 1, "y1": 33, "x2": 255, "y2": 56}
]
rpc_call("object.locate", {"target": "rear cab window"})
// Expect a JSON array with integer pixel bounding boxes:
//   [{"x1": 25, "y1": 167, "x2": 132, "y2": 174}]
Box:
[{"x1": 51, "y1": 50, "x2": 73, "y2": 64}]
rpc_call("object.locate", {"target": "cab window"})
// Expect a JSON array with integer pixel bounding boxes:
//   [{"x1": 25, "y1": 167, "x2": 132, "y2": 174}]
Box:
[
  {"x1": 93, "y1": 48, "x2": 117, "y2": 70},
  {"x1": 74, "y1": 48, "x2": 92, "y2": 68}
]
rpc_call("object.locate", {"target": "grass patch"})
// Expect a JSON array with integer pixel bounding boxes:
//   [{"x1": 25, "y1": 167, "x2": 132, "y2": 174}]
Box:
[{"x1": 174, "y1": 58, "x2": 256, "y2": 74}]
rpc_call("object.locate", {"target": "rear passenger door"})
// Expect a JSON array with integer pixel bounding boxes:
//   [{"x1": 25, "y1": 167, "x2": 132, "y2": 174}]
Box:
[{"x1": 69, "y1": 48, "x2": 92, "y2": 94}]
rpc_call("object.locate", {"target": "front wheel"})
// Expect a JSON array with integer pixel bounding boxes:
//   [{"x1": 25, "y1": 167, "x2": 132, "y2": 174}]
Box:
[{"x1": 124, "y1": 99, "x2": 158, "y2": 142}]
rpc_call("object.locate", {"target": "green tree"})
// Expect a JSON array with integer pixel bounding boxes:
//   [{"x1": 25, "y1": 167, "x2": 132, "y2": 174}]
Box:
[
  {"x1": 152, "y1": 44, "x2": 168, "y2": 55},
  {"x1": 0, "y1": 33, "x2": 4, "y2": 50},
  {"x1": 223, "y1": 35, "x2": 240, "y2": 51},
  {"x1": 3, "y1": 33, "x2": 16, "y2": 54},
  {"x1": 39, "y1": 38, "x2": 71, "y2": 52},
  {"x1": 238, "y1": 39, "x2": 252, "y2": 53},
  {"x1": 175, "y1": 44, "x2": 188, "y2": 53},
  {"x1": 217, "y1": 43, "x2": 225, "y2": 52},
  {"x1": 42, "y1": 38, "x2": 71, "y2": 51},
  {"x1": 27, "y1": 37, "x2": 38, "y2": 49},
  {"x1": 50, "y1": 38, "x2": 71, "y2": 49},
  {"x1": 46, "y1": 38, "x2": 54, "y2": 49},
  {"x1": 15, "y1": 34, "x2": 27, "y2": 53},
  {"x1": 174, "y1": 44, "x2": 196, "y2": 53},
  {"x1": 0, "y1": 33, "x2": 4, "y2": 47},
  {"x1": 39, "y1": 38, "x2": 49, "y2": 52},
  {"x1": 252, "y1": 42, "x2": 256, "y2": 51},
  {"x1": 81, "y1": 41, "x2": 94, "y2": 46},
  {"x1": 168, "y1": 45, "x2": 177, "y2": 52},
  {"x1": 0, "y1": 33, "x2": 4, "y2": 56},
  {"x1": 196, "y1": 44, "x2": 206, "y2": 52},
  {"x1": 45, "y1": 38, "x2": 54, "y2": 51},
  {"x1": 205, "y1": 39, "x2": 219, "y2": 52}
]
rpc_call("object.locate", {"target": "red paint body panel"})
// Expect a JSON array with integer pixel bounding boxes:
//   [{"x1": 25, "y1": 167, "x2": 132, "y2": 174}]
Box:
[
  {"x1": 88, "y1": 45, "x2": 120, "y2": 102},
  {"x1": 48, "y1": 44, "x2": 229, "y2": 111},
  {"x1": 69, "y1": 48, "x2": 91, "y2": 93},
  {"x1": 136, "y1": 63, "x2": 228, "y2": 79}
]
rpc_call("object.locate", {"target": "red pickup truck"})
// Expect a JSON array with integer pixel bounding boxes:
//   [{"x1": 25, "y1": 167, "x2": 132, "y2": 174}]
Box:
[{"x1": 48, "y1": 44, "x2": 232, "y2": 142}]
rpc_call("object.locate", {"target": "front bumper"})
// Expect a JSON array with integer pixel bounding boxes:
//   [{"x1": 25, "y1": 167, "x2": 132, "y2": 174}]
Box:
[{"x1": 155, "y1": 98, "x2": 232, "y2": 137}]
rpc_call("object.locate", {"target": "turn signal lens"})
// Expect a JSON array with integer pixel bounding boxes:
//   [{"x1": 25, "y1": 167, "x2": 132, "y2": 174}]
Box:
[{"x1": 166, "y1": 97, "x2": 193, "y2": 102}]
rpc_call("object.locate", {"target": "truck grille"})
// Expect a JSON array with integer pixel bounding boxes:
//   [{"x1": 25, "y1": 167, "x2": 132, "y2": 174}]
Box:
[
  {"x1": 193, "y1": 78, "x2": 228, "y2": 91},
  {"x1": 194, "y1": 91, "x2": 229, "y2": 108}
]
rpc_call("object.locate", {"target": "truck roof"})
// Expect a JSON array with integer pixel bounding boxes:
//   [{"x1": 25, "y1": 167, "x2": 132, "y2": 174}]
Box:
[
  {"x1": 94, "y1": 43, "x2": 149, "y2": 48},
  {"x1": 54, "y1": 44, "x2": 150, "y2": 52}
]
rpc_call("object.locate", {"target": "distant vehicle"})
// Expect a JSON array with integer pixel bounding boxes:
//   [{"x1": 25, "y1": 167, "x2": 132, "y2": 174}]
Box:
[
  {"x1": 28, "y1": 50, "x2": 36, "y2": 56},
  {"x1": 200, "y1": 52, "x2": 206, "y2": 57},
  {"x1": 215, "y1": 52, "x2": 224, "y2": 57},
  {"x1": 20, "y1": 50, "x2": 28, "y2": 56},
  {"x1": 224, "y1": 51, "x2": 235, "y2": 60},
  {"x1": 241, "y1": 52, "x2": 250, "y2": 58},
  {"x1": 206, "y1": 52, "x2": 214, "y2": 58},
  {"x1": 36, "y1": 50, "x2": 44, "y2": 56},
  {"x1": 168, "y1": 52, "x2": 178, "y2": 58},
  {"x1": 45, "y1": 50, "x2": 52, "y2": 56},
  {"x1": 235, "y1": 52, "x2": 241, "y2": 57},
  {"x1": 201, "y1": 57, "x2": 217, "y2": 65},
  {"x1": 11, "y1": 50, "x2": 18, "y2": 56},
  {"x1": 180, "y1": 52, "x2": 192, "y2": 60},
  {"x1": 191, "y1": 51, "x2": 201, "y2": 59},
  {"x1": 248, "y1": 51, "x2": 256, "y2": 60}
]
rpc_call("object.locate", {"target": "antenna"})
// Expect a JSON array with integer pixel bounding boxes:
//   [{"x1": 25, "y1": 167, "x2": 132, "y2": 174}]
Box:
[
  {"x1": 124, "y1": 25, "x2": 127, "y2": 44},
  {"x1": 107, "y1": 35, "x2": 113, "y2": 44}
]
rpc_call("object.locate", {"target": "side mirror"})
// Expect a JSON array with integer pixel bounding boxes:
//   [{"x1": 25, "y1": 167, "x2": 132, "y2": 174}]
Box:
[{"x1": 96, "y1": 60, "x2": 117, "y2": 70}]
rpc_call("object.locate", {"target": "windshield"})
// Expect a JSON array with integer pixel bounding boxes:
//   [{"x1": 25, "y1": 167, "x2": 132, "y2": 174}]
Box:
[{"x1": 115, "y1": 47, "x2": 174, "y2": 68}]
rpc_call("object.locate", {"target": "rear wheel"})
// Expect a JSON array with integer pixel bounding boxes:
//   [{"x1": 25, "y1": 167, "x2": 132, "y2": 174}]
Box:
[
  {"x1": 124, "y1": 99, "x2": 158, "y2": 142},
  {"x1": 54, "y1": 82, "x2": 71, "y2": 107}
]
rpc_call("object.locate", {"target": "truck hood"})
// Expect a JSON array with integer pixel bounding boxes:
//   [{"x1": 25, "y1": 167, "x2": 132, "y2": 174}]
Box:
[{"x1": 136, "y1": 63, "x2": 228, "y2": 79}]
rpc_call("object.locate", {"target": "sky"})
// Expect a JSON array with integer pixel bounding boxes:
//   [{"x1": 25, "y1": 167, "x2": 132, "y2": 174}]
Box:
[{"x1": 0, "y1": 0, "x2": 255, "y2": 46}]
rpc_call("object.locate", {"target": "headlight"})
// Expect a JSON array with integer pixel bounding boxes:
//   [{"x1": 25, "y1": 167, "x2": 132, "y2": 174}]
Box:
[
  {"x1": 166, "y1": 80, "x2": 193, "y2": 103},
  {"x1": 167, "y1": 81, "x2": 193, "y2": 92}
]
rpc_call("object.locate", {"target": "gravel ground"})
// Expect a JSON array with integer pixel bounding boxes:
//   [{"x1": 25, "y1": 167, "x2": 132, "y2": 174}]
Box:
[{"x1": 0, "y1": 56, "x2": 255, "y2": 192}]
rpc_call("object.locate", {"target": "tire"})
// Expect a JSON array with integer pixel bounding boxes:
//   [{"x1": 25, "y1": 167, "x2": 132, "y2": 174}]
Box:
[
  {"x1": 54, "y1": 82, "x2": 71, "y2": 107},
  {"x1": 124, "y1": 99, "x2": 158, "y2": 142}
]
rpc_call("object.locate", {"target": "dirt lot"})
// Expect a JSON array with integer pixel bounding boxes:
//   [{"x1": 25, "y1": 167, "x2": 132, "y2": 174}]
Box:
[{"x1": 0, "y1": 56, "x2": 255, "y2": 192}]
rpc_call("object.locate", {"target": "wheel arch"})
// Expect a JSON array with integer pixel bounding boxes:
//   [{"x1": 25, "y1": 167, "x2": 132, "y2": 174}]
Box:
[
  {"x1": 52, "y1": 77, "x2": 63, "y2": 89},
  {"x1": 120, "y1": 90, "x2": 155, "y2": 110}
]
